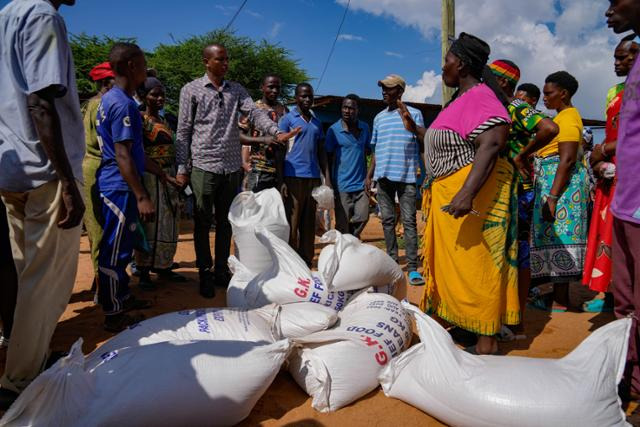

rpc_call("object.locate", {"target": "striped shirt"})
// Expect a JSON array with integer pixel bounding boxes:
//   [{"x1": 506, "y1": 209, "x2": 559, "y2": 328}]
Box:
[
  {"x1": 371, "y1": 106, "x2": 424, "y2": 183},
  {"x1": 175, "y1": 75, "x2": 280, "y2": 175},
  {"x1": 424, "y1": 117, "x2": 510, "y2": 179}
]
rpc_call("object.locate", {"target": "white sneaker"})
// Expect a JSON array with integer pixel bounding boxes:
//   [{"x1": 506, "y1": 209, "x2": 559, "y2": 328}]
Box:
[{"x1": 0, "y1": 334, "x2": 9, "y2": 348}]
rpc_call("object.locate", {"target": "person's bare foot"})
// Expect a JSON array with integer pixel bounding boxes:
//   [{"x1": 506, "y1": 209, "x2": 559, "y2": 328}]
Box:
[{"x1": 475, "y1": 335, "x2": 499, "y2": 355}]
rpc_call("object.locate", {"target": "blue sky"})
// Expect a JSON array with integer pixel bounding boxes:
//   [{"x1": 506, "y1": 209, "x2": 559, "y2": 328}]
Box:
[
  {"x1": 0, "y1": 0, "x2": 624, "y2": 125},
  {"x1": 0, "y1": 0, "x2": 441, "y2": 102}
]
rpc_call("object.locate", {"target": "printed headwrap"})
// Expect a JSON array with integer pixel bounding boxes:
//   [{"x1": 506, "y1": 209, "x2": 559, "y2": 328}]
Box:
[
  {"x1": 489, "y1": 60, "x2": 521, "y2": 86},
  {"x1": 88, "y1": 62, "x2": 115, "y2": 81}
]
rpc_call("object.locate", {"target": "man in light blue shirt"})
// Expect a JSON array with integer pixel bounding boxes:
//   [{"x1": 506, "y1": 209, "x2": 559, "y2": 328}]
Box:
[
  {"x1": 325, "y1": 94, "x2": 371, "y2": 238},
  {"x1": 0, "y1": 0, "x2": 85, "y2": 406},
  {"x1": 366, "y1": 74, "x2": 424, "y2": 284}
]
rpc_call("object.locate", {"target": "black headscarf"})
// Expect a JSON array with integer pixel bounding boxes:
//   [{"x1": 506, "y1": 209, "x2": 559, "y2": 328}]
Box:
[
  {"x1": 448, "y1": 32, "x2": 510, "y2": 108},
  {"x1": 137, "y1": 77, "x2": 164, "y2": 99},
  {"x1": 449, "y1": 32, "x2": 490, "y2": 80}
]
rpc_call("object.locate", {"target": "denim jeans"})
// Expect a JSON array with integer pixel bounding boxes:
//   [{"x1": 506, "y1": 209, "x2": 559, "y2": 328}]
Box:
[{"x1": 376, "y1": 178, "x2": 418, "y2": 271}]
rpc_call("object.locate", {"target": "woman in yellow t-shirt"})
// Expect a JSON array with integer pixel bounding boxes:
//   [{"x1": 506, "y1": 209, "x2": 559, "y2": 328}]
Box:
[{"x1": 530, "y1": 71, "x2": 588, "y2": 311}]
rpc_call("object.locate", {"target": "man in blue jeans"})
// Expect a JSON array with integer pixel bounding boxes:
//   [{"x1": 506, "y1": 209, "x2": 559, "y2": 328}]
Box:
[{"x1": 366, "y1": 75, "x2": 424, "y2": 284}]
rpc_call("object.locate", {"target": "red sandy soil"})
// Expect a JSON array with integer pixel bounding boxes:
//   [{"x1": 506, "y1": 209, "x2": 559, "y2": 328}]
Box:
[{"x1": 0, "y1": 216, "x2": 620, "y2": 426}]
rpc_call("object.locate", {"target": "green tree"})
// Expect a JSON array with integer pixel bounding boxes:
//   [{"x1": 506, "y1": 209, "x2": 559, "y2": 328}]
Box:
[
  {"x1": 148, "y1": 30, "x2": 309, "y2": 114},
  {"x1": 70, "y1": 33, "x2": 137, "y2": 100}
]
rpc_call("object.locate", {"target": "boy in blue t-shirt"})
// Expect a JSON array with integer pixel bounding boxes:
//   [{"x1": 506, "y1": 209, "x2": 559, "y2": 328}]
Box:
[
  {"x1": 325, "y1": 94, "x2": 371, "y2": 238},
  {"x1": 279, "y1": 83, "x2": 330, "y2": 266},
  {"x1": 96, "y1": 43, "x2": 171, "y2": 332}
]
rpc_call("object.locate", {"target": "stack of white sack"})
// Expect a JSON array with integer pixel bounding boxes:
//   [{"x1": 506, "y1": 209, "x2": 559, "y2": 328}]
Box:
[
  {"x1": 228, "y1": 228, "x2": 354, "y2": 312},
  {"x1": 379, "y1": 302, "x2": 632, "y2": 427},
  {"x1": 1, "y1": 338, "x2": 291, "y2": 427},
  {"x1": 317, "y1": 230, "x2": 405, "y2": 295},
  {"x1": 288, "y1": 292, "x2": 412, "y2": 412},
  {"x1": 228, "y1": 228, "x2": 399, "y2": 309},
  {"x1": 228, "y1": 189, "x2": 290, "y2": 274}
]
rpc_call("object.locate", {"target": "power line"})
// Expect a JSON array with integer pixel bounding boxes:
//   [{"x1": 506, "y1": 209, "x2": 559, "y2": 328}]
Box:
[
  {"x1": 316, "y1": 0, "x2": 351, "y2": 92},
  {"x1": 224, "y1": 0, "x2": 249, "y2": 32}
]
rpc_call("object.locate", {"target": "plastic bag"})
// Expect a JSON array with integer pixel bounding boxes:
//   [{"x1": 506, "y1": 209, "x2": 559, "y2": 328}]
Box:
[
  {"x1": 312, "y1": 185, "x2": 335, "y2": 210},
  {"x1": 317, "y1": 230, "x2": 405, "y2": 292},
  {"x1": 379, "y1": 302, "x2": 631, "y2": 427},
  {"x1": 229, "y1": 188, "x2": 290, "y2": 273},
  {"x1": 2, "y1": 338, "x2": 291, "y2": 427},
  {"x1": 289, "y1": 292, "x2": 411, "y2": 412}
]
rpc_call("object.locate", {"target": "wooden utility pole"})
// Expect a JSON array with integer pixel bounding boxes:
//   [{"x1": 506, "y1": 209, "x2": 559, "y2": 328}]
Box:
[{"x1": 441, "y1": 0, "x2": 455, "y2": 105}]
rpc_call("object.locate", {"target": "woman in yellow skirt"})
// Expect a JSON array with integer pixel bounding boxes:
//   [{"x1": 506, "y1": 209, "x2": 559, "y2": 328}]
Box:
[{"x1": 399, "y1": 33, "x2": 519, "y2": 354}]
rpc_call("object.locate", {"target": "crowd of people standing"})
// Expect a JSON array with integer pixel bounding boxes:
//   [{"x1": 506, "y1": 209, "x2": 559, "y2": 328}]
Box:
[{"x1": 1, "y1": 0, "x2": 640, "y2": 415}]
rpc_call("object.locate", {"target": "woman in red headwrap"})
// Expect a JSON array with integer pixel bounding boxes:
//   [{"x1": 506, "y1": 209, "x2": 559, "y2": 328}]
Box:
[{"x1": 82, "y1": 62, "x2": 115, "y2": 290}]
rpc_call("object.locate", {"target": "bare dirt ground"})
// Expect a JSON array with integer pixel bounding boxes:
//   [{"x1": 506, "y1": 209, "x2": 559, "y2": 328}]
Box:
[{"x1": 0, "y1": 216, "x2": 622, "y2": 426}]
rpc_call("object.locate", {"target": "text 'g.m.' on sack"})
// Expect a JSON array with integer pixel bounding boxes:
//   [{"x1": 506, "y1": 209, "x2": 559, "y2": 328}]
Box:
[
  {"x1": 1, "y1": 338, "x2": 291, "y2": 427},
  {"x1": 229, "y1": 188, "x2": 289, "y2": 274},
  {"x1": 243, "y1": 228, "x2": 352, "y2": 312},
  {"x1": 84, "y1": 305, "x2": 281, "y2": 369},
  {"x1": 317, "y1": 230, "x2": 405, "y2": 292},
  {"x1": 288, "y1": 292, "x2": 412, "y2": 412},
  {"x1": 379, "y1": 302, "x2": 632, "y2": 427}
]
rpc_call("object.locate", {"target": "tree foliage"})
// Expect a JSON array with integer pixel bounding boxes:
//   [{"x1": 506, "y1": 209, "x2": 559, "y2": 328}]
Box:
[
  {"x1": 149, "y1": 30, "x2": 309, "y2": 114},
  {"x1": 70, "y1": 33, "x2": 136, "y2": 99},
  {"x1": 69, "y1": 30, "x2": 309, "y2": 113}
]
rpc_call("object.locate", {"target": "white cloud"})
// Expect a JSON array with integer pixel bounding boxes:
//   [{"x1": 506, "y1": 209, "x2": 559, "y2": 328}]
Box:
[
  {"x1": 214, "y1": 4, "x2": 234, "y2": 15},
  {"x1": 245, "y1": 9, "x2": 263, "y2": 19},
  {"x1": 338, "y1": 33, "x2": 365, "y2": 42},
  {"x1": 403, "y1": 70, "x2": 441, "y2": 103},
  {"x1": 385, "y1": 51, "x2": 405, "y2": 58},
  {"x1": 268, "y1": 22, "x2": 283, "y2": 39},
  {"x1": 336, "y1": 0, "x2": 620, "y2": 119}
]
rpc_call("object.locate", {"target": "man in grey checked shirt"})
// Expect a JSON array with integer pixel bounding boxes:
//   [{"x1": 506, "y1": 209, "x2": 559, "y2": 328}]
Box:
[{"x1": 175, "y1": 43, "x2": 298, "y2": 298}]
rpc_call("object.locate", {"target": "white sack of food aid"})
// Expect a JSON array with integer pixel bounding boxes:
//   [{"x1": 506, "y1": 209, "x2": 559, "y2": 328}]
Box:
[
  {"x1": 279, "y1": 302, "x2": 339, "y2": 339},
  {"x1": 84, "y1": 305, "x2": 280, "y2": 369},
  {"x1": 227, "y1": 255, "x2": 253, "y2": 308},
  {"x1": 288, "y1": 292, "x2": 412, "y2": 412},
  {"x1": 379, "y1": 302, "x2": 631, "y2": 427},
  {"x1": 317, "y1": 230, "x2": 405, "y2": 292},
  {"x1": 244, "y1": 228, "x2": 351, "y2": 312},
  {"x1": 228, "y1": 253, "x2": 340, "y2": 338},
  {"x1": 229, "y1": 189, "x2": 289, "y2": 273},
  {"x1": 1, "y1": 338, "x2": 291, "y2": 427}
]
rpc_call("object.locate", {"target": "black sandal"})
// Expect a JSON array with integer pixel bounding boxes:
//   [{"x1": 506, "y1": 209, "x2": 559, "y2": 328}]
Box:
[
  {"x1": 122, "y1": 296, "x2": 152, "y2": 312},
  {"x1": 138, "y1": 272, "x2": 157, "y2": 291},
  {"x1": 156, "y1": 269, "x2": 188, "y2": 283}
]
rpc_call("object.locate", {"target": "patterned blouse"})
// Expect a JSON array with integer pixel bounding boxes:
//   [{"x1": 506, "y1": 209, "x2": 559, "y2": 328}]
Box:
[{"x1": 142, "y1": 112, "x2": 176, "y2": 167}]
